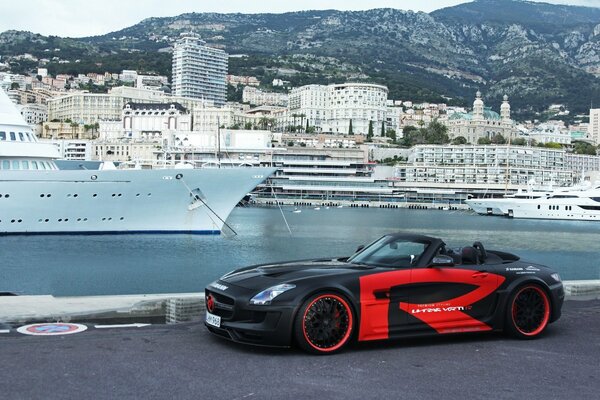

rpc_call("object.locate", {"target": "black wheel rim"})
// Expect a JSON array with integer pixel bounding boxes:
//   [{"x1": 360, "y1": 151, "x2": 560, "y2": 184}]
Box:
[
  {"x1": 303, "y1": 295, "x2": 351, "y2": 351},
  {"x1": 512, "y1": 286, "x2": 549, "y2": 335}
]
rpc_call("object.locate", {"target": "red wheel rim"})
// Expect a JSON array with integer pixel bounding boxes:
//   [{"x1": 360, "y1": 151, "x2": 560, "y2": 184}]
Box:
[
  {"x1": 302, "y1": 294, "x2": 353, "y2": 352},
  {"x1": 511, "y1": 285, "x2": 550, "y2": 336}
]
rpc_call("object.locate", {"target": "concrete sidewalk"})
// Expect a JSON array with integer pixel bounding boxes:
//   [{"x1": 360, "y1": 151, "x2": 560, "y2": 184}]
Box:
[{"x1": 0, "y1": 293, "x2": 204, "y2": 325}]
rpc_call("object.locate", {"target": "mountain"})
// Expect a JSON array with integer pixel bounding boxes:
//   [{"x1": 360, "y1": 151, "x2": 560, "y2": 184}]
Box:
[{"x1": 1, "y1": 0, "x2": 600, "y2": 119}]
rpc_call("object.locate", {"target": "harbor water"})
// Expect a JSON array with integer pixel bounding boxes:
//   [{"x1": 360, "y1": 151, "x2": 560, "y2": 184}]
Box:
[{"x1": 1, "y1": 207, "x2": 599, "y2": 296}]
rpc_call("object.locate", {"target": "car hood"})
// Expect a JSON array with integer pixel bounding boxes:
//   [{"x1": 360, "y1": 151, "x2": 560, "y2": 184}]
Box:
[{"x1": 219, "y1": 258, "x2": 370, "y2": 290}]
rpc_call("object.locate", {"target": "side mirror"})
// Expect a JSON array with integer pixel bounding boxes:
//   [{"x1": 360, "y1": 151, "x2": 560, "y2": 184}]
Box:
[
  {"x1": 429, "y1": 255, "x2": 455, "y2": 268},
  {"x1": 355, "y1": 245, "x2": 365, "y2": 253}
]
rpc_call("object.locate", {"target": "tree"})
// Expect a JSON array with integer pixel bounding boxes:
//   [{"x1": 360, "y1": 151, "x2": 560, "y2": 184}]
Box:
[
  {"x1": 244, "y1": 122, "x2": 253, "y2": 130},
  {"x1": 385, "y1": 128, "x2": 397, "y2": 143},
  {"x1": 490, "y1": 133, "x2": 507, "y2": 144},
  {"x1": 70, "y1": 122, "x2": 79, "y2": 139},
  {"x1": 423, "y1": 120, "x2": 449, "y2": 144},
  {"x1": 572, "y1": 141, "x2": 596, "y2": 155},
  {"x1": 367, "y1": 120, "x2": 374, "y2": 141},
  {"x1": 381, "y1": 121, "x2": 385, "y2": 137},
  {"x1": 305, "y1": 119, "x2": 310, "y2": 133},
  {"x1": 452, "y1": 136, "x2": 467, "y2": 145},
  {"x1": 10, "y1": 82, "x2": 20, "y2": 90},
  {"x1": 544, "y1": 142, "x2": 562, "y2": 149},
  {"x1": 348, "y1": 119, "x2": 353, "y2": 135},
  {"x1": 511, "y1": 138, "x2": 527, "y2": 146},
  {"x1": 478, "y1": 137, "x2": 492, "y2": 145},
  {"x1": 299, "y1": 113, "x2": 306, "y2": 133}
]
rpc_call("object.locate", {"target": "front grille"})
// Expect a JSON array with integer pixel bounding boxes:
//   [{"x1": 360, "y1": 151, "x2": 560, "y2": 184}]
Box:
[{"x1": 206, "y1": 290, "x2": 235, "y2": 319}]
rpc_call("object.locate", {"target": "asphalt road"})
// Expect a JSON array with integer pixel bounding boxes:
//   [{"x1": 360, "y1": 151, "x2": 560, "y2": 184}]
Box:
[{"x1": 0, "y1": 300, "x2": 599, "y2": 400}]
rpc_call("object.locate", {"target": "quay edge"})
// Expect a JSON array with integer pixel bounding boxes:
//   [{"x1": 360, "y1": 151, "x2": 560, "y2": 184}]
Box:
[{"x1": 0, "y1": 280, "x2": 598, "y2": 326}]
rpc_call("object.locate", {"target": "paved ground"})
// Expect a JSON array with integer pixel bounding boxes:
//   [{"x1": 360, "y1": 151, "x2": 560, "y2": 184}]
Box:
[{"x1": 0, "y1": 300, "x2": 599, "y2": 400}]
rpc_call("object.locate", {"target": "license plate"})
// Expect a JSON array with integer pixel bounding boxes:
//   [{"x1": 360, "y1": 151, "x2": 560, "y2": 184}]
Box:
[{"x1": 205, "y1": 312, "x2": 221, "y2": 328}]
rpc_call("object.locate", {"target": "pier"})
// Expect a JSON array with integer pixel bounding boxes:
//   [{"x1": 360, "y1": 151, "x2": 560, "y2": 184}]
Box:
[{"x1": 253, "y1": 197, "x2": 469, "y2": 211}]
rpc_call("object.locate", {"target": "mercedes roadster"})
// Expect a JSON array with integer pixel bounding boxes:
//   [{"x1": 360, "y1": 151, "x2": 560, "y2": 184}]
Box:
[{"x1": 204, "y1": 233, "x2": 564, "y2": 354}]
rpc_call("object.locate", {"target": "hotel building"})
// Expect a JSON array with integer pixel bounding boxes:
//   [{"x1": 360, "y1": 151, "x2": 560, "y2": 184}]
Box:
[{"x1": 288, "y1": 83, "x2": 388, "y2": 135}]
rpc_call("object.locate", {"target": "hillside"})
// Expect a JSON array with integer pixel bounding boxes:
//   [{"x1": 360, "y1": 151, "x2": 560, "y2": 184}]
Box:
[{"x1": 1, "y1": 0, "x2": 599, "y2": 119}]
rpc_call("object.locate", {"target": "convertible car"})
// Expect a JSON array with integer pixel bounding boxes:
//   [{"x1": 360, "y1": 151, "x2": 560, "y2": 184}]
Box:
[{"x1": 204, "y1": 233, "x2": 564, "y2": 354}]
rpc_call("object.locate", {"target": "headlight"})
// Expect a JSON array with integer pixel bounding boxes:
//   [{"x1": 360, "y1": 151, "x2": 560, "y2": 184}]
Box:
[
  {"x1": 551, "y1": 273, "x2": 561, "y2": 282},
  {"x1": 250, "y1": 284, "x2": 296, "y2": 305}
]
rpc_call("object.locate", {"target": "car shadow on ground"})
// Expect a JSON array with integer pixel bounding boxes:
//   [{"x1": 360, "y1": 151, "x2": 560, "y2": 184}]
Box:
[{"x1": 201, "y1": 322, "x2": 564, "y2": 356}]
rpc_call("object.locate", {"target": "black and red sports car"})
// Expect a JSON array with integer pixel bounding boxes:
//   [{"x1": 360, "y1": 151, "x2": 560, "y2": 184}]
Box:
[{"x1": 204, "y1": 233, "x2": 564, "y2": 354}]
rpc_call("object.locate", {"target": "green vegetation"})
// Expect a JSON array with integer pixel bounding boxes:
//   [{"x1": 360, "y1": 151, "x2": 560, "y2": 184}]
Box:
[
  {"x1": 572, "y1": 141, "x2": 597, "y2": 155},
  {"x1": 401, "y1": 120, "x2": 450, "y2": 146}
]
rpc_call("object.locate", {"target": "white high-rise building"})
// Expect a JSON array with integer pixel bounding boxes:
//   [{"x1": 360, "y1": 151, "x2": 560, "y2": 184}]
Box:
[
  {"x1": 171, "y1": 32, "x2": 228, "y2": 106},
  {"x1": 588, "y1": 108, "x2": 600, "y2": 146}
]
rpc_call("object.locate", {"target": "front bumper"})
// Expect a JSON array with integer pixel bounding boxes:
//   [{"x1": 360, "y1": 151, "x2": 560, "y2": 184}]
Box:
[{"x1": 204, "y1": 283, "x2": 297, "y2": 348}]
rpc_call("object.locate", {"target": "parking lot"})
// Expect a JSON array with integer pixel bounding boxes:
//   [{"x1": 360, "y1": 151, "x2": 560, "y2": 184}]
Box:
[{"x1": 1, "y1": 300, "x2": 598, "y2": 400}]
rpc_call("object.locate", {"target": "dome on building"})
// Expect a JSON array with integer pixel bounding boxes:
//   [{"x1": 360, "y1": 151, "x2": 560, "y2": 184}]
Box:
[{"x1": 483, "y1": 107, "x2": 501, "y2": 120}]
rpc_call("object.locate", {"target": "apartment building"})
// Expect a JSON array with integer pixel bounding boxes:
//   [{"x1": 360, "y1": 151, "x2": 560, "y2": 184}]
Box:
[
  {"x1": 588, "y1": 108, "x2": 600, "y2": 146},
  {"x1": 171, "y1": 32, "x2": 227, "y2": 105},
  {"x1": 396, "y1": 145, "x2": 582, "y2": 189}
]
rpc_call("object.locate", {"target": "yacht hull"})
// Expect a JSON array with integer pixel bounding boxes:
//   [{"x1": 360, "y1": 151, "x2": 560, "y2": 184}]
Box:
[{"x1": 0, "y1": 167, "x2": 274, "y2": 234}]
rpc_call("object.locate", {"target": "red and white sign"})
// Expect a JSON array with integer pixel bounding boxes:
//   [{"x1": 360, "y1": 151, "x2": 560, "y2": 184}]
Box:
[{"x1": 17, "y1": 323, "x2": 88, "y2": 336}]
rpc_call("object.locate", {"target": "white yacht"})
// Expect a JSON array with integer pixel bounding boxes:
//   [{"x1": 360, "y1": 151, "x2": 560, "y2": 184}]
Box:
[
  {"x1": 466, "y1": 190, "x2": 550, "y2": 216},
  {"x1": 0, "y1": 89, "x2": 274, "y2": 234},
  {"x1": 500, "y1": 185, "x2": 600, "y2": 221}
]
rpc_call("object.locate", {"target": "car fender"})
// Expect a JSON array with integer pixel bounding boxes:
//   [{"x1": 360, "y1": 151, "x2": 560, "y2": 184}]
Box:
[{"x1": 491, "y1": 275, "x2": 553, "y2": 330}]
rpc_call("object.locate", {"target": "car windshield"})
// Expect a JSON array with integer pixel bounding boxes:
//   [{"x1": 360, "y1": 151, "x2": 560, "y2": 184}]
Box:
[{"x1": 348, "y1": 236, "x2": 428, "y2": 268}]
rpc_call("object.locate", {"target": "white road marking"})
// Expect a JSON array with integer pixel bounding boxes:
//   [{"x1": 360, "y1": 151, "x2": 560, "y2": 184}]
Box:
[{"x1": 94, "y1": 323, "x2": 151, "y2": 329}]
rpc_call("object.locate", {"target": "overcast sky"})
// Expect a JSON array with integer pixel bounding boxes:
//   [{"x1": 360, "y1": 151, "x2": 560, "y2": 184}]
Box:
[{"x1": 0, "y1": 0, "x2": 599, "y2": 38}]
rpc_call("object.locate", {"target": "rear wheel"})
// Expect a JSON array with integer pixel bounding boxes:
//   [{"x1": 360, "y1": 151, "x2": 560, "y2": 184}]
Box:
[
  {"x1": 506, "y1": 284, "x2": 551, "y2": 339},
  {"x1": 294, "y1": 293, "x2": 354, "y2": 354}
]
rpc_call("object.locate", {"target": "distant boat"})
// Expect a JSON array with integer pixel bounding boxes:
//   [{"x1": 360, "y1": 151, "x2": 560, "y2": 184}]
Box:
[
  {"x1": 314, "y1": 207, "x2": 321, "y2": 210},
  {"x1": 337, "y1": 205, "x2": 343, "y2": 208},
  {"x1": 292, "y1": 208, "x2": 302, "y2": 213}
]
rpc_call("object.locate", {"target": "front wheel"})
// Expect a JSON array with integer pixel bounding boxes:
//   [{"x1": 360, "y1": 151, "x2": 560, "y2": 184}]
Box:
[
  {"x1": 506, "y1": 284, "x2": 551, "y2": 339},
  {"x1": 294, "y1": 293, "x2": 355, "y2": 354}
]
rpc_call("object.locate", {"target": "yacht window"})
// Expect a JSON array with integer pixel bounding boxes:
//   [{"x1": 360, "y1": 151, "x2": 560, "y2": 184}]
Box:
[
  {"x1": 591, "y1": 198, "x2": 600, "y2": 203},
  {"x1": 32, "y1": 161, "x2": 39, "y2": 169},
  {"x1": 10, "y1": 132, "x2": 16, "y2": 141},
  {"x1": 22, "y1": 161, "x2": 29, "y2": 170},
  {"x1": 0, "y1": 131, "x2": 5, "y2": 140},
  {"x1": 25, "y1": 133, "x2": 32, "y2": 141},
  {"x1": 12, "y1": 160, "x2": 20, "y2": 170},
  {"x1": 40, "y1": 162, "x2": 47, "y2": 170},
  {"x1": 18, "y1": 132, "x2": 24, "y2": 141},
  {"x1": 2, "y1": 160, "x2": 9, "y2": 169}
]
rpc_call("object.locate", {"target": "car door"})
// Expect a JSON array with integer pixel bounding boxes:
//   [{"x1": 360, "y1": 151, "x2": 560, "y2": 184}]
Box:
[
  {"x1": 357, "y1": 239, "x2": 426, "y2": 341},
  {"x1": 401, "y1": 252, "x2": 502, "y2": 334}
]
